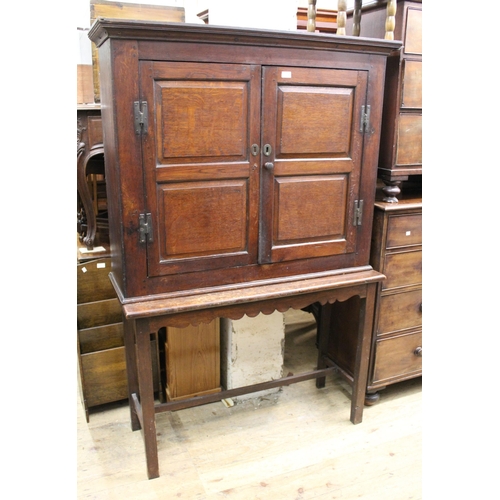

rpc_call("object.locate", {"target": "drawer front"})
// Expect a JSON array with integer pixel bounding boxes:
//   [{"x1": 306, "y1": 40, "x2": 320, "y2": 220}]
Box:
[
  {"x1": 372, "y1": 331, "x2": 422, "y2": 385},
  {"x1": 386, "y1": 212, "x2": 422, "y2": 248},
  {"x1": 396, "y1": 114, "x2": 422, "y2": 165},
  {"x1": 383, "y1": 249, "x2": 422, "y2": 289},
  {"x1": 377, "y1": 288, "x2": 422, "y2": 335},
  {"x1": 401, "y1": 60, "x2": 422, "y2": 109},
  {"x1": 404, "y1": 7, "x2": 422, "y2": 55}
]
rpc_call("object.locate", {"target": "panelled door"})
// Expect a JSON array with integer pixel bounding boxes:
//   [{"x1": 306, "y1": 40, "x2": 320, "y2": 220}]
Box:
[
  {"x1": 259, "y1": 66, "x2": 368, "y2": 264},
  {"x1": 140, "y1": 61, "x2": 261, "y2": 277},
  {"x1": 139, "y1": 62, "x2": 369, "y2": 278}
]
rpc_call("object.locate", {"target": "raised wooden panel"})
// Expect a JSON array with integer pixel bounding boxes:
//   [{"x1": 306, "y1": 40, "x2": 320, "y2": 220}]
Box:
[
  {"x1": 386, "y1": 213, "x2": 422, "y2": 248},
  {"x1": 274, "y1": 176, "x2": 347, "y2": 244},
  {"x1": 142, "y1": 61, "x2": 261, "y2": 278},
  {"x1": 157, "y1": 180, "x2": 248, "y2": 260},
  {"x1": 404, "y1": 7, "x2": 422, "y2": 55},
  {"x1": 377, "y1": 289, "x2": 422, "y2": 335},
  {"x1": 382, "y1": 249, "x2": 422, "y2": 290},
  {"x1": 401, "y1": 60, "x2": 422, "y2": 109},
  {"x1": 372, "y1": 331, "x2": 422, "y2": 384},
  {"x1": 261, "y1": 66, "x2": 367, "y2": 264},
  {"x1": 396, "y1": 114, "x2": 422, "y2": 165},
  {"x1": 156, "y1": 81, "x2": 248, "y2": 162},
  {"x1": 277, "y1": 86, "x2": 354, "y2": 157}
]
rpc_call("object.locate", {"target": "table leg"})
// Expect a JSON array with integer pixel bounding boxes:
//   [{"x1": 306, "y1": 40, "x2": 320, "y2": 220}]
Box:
[
  {"x1": 135, "y1": 318, "x2": 160, "y2": 479},
  {"x1": 123, "y1": 316, "x2": 140, "y2": 431},
  {"x1": 350, "y1": 283, "x2": 376, "y2": 424},
  {"x1": 316, "y1": 302, "x2": 333, "y2": 389}
]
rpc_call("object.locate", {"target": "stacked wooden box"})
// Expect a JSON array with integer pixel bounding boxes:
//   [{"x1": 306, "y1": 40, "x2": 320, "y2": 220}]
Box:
[{"x1": 77, "y1": 257, "x2": 161, "y2": 421}]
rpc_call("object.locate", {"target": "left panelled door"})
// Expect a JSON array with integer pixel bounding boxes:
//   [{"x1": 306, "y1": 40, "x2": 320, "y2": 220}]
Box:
[{"x1": 139, "y1": 62, "x2": 261, "y2": 278}]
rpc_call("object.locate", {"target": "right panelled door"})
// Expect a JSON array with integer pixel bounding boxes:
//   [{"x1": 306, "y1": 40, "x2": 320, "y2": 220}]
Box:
[{"x1": 259, "y1": 66, "x2": 369, "y2": 265}]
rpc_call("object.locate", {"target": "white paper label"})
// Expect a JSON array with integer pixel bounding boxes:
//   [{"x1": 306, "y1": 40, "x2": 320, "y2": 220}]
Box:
[
  {"x1": 97, "y1": 262, "x2": 106, "y2": 268},
  {"x1": 281, "y1": 71, "x2": 292, "y2": 79},
  {"x1": 81, "y1": 267, "x2": 87, "y2": 273},
  {"x1": 406, "y1": 231, "x2": 411, "y2": 236}
]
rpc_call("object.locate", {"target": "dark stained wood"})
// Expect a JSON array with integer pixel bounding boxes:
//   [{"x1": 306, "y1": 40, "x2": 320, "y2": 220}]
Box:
[
  {"x1": 401, "y1": 60, "x2": 422, "y2": 108},
  {"x1": 377, "y1": 288, "x2": 422, "y2": 333},
  {"x1": 89, "y1": 20, "x2": 399, "y2": 300},
  {"x1": 404, "y1": 6, "x2": 422, "y2": 54},
  {"x1": 122, "y1": 273, "x2": 383, "y2": 479},
  {"x1": 326, "y1": 191, "x2": 422, "y2": 402},
  {"x1": 347, "y1": 0, "x2": 422, "y2": 201},
  {"x1": 77, "y1": 107, "x2": 107, "y2": 250},
  {"x1": 158, "y1": 366, "x2": 337, "y2": 413},
  {"x1": 88, "y1": 19, "x2": 399, "y2": 480},
  {"x1": 260, "y1": 66, "x2": 367, "y2": 264},
  {"x1": 372, "y1": 330, "x2": 422, "y2": 383}
]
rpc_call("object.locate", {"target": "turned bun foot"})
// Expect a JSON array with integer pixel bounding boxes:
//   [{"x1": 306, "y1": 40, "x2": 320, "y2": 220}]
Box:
[
  {"x1": 364, "y1": 392, "x2": 381, "y2": 406},
  {"x1": 381, "y1": 180, "x2": 402, "y2": 203}
]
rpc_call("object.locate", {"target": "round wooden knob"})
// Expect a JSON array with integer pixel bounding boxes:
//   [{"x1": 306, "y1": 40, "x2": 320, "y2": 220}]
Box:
[{"x1": 414, "y1": 347, "x2": 422, "y2": 357}]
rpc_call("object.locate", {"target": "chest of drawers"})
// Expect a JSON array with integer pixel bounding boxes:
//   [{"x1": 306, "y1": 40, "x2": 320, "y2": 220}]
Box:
[
  {"x1": 348, "y1": 0, "x2": 422, "y2": 202},
  {"x1": 367, "y1": 193, "x2": 422, "y2": 400},
  {"x1": 324, "y1": 191, "x2": 422, "y2": 402}
]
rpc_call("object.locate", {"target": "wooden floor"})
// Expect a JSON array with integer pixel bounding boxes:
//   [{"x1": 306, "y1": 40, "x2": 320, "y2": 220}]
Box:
[{"x1": 77, "y1": 310, "x2": 422, "y2": 499}]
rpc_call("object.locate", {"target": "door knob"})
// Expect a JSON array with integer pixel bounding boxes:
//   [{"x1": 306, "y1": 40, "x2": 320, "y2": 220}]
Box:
[{"x1": 264, "y1": 162, "x2": 274, "y2": 171}]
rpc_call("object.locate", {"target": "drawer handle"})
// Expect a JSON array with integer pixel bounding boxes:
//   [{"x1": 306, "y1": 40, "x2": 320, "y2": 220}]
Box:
[
  {"x1": 414, "y1": 347, "x2": 422, "y2": 357},
  {"x1": 419, "y1": 303, "x2": 422, "y2": 313},
  {"x1": 264, "y1": 162, "x2": 274, "y2": 171}
]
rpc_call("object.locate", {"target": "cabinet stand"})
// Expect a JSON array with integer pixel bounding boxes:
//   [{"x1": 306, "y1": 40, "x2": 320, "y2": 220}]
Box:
[{"x1": 118, "y1": 269, "x2": 383, "y2": 479}]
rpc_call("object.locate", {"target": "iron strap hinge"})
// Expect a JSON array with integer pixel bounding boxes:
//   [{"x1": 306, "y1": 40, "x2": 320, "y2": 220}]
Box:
[
  {"x1": 139, "y1": 213, "x2": 153, "y2": 243},
  {"x1": 134, "y1": 101, "x2": 148, "y2": 135},
  {"x1": 353, "y1": 200, "x2": 363, "y2": 226},
  {"x1": 359, "y1": 104, "x2": 371, "y2": 134}
]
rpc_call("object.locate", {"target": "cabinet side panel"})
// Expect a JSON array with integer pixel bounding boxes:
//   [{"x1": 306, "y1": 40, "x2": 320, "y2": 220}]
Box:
[
  {"x1": 98, "y1": 40, "x2": 152, "y2": 298},
  {"x1": 98, "y1": 42, "x2": 125, "y2": 294}
]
